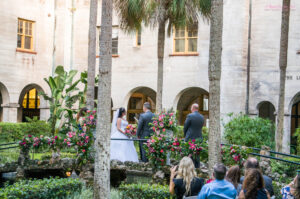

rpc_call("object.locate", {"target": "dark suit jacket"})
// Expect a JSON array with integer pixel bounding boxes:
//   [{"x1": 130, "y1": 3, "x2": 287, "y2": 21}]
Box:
[
  {"x1": 137, "y1": 111, "x2": 155, "y2": 138},
  {"x1": 184, "y1": 112, "x2": 204, "y2": 142},
  {"x1": 240, "y1": 175, "x2": 274, "y2": 196}
]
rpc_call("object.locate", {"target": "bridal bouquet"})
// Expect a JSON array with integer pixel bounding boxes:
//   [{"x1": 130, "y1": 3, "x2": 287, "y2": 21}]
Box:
[{"x1": 124, "y1": 124, "x2": 137, "y2": 137}]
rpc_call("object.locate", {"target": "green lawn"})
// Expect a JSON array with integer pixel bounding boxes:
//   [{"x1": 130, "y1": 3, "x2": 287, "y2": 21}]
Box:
[{"x1": 0, "y1": 147, "x2": 76, "y2": 164}]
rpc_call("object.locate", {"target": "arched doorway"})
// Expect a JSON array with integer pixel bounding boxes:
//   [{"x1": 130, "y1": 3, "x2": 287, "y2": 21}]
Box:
[
  {"x1": 127, "y1": 87, "x2": 156, "y2": 124},
  {"x1": 176, "y1": 87, "x2": 209, "y2": 125},
  {"x1": 291, "y1": 94, "x2": 300, "y2": 148},
  {"x1": 18, "y1": 84, "x2": 45, "y2": 122},
  {"x1": 257, "y1": 101, "x2": 276, "y2": 123},
  {"x1": 21, "y1": 88, "x2": 40, "y2": 121}
]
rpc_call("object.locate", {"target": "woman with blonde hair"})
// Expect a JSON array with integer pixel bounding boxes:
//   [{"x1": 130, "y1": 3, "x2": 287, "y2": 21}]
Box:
[{"x1": 169, "y1": 157, "x2": 204, "y2": 199}]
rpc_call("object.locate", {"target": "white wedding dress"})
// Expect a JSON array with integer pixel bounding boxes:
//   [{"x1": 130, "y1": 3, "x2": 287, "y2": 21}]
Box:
[{"x1": 110, "y1": 111, "x2": 139, "y2": 162}]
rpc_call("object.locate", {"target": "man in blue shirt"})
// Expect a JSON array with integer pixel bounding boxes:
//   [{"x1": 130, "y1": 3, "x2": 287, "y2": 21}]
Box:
[{"x1": 198, "y1": 163, "x2": 237, "y2": 199}]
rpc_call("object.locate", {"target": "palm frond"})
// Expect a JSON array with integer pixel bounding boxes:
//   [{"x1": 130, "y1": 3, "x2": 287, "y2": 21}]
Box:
[{"x1": 114, "y1": 0, "x2": 147, "y2": 32}]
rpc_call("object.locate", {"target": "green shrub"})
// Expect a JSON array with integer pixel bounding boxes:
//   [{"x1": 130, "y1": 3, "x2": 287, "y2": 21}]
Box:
[
  {"x1": 295, "y1": 128, "x2": 300, "y2": 155},
  {"x1": 224, "y1": 114, "x2": 275, "y2": 149},
  {"x1": 0, "y1": 178, "x2": 83, "y2": 199},
  {"x1": 272, "y1": 182, "x2": 282, "y2": 199},
  {"x1": 0, "y1": 121, "x2": 51, "y2": 143},
  {"x1": 67, "y1": 186, "x2": 93, "y2": 199},
  {"x1": 119, "y1": 184, "x2": 172, "y2": 199},
  {"x1": 270, "y1": 159, "x2": 298, "y2": 183}
]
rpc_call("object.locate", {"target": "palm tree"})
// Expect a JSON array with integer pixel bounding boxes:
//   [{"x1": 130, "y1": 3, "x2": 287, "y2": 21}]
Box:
[
  {"x1": 276, "y1": 0, "x2": 291, "y2": 153},
  {"x1": 86, "y1": 0, "x2": 98, "y2": 110},
  {"x1": 208, "y1": 0, "x2": 223, "y2": 173},
  {"x1": 93, "y1": 0, "x2": 112, "y2": 198},
  {"x1": 114, "y1": 0, "x2": 211, "y2": 113}
]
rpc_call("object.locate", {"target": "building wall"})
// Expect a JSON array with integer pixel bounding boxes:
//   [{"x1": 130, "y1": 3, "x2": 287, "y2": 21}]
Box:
[{"x1": 0, "y1": 0, "x2": 300, "y2": 152}]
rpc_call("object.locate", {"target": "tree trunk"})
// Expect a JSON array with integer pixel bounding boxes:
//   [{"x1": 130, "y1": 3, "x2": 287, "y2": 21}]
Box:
[
  {"x1": 86, "y1": 0, "x2": 98, "y2": 110},
  {"x1": 276, "y1": 0, "x2": 290, "y2": 153},
  {"x1": 93, "y1": 0, "x2": 112, "y2": 198},
  {"x1": 208, "y1": 0, "x2": 223, "y2": 175},
  {"x1": 156, "y1": 20, "x2": 166, "y2": 113}
]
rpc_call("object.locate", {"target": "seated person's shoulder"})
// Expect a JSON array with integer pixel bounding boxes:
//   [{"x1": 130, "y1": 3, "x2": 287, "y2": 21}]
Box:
[
  {"x1": 263, "y1": 175, "x2": 272, "y2": 182},
  {"x1": 173, "y1": 178, "x2": 183, "y2": 186}
]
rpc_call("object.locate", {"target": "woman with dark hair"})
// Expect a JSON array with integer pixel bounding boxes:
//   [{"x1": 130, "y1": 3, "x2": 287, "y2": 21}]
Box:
[
  {"x1": 238, "y1": 169, "x2": 270, "y2": 199},
  {"x1": 110, "y1": 107, "x2": 138, "y2": 162},
  {"x1": 226, "y1": 165, "x2": 242, "y2": 195},
  {"x1": 281, "y1": 175, "x2": 300, "y2": 199}
]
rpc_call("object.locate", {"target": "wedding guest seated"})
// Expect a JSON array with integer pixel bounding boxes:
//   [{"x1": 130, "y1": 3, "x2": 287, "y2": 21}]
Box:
[
  {"x1": 238, "y1": 169, "x2": 270, "y2": 199},
  {"x1": 241, "y1": 157, "x2": 274, "y2": 197},
  {"x1": 198, "y1": 163, "x2": 237, "y2": 199},
  {"x1": 281, "y1": 174, "x2": 300, "y2": 199},
  {"x1": 169, "y1": 157, "x2": 204, "y2": 199},
  {"x1": 226, "y1": 165, "x2": 242, "y2": 195}
]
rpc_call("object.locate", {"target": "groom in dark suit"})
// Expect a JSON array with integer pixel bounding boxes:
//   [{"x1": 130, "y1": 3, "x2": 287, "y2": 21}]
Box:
[
  {"x1": 184, "y1": 103, "x2": 204, "y2": 168},
  {"x1": 137, "y1": 102, "x2": 155, "y2": 162}
]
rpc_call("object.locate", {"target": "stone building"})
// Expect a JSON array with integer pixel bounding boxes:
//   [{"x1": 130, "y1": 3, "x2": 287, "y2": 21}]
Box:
[{"x1": 0, "y1": 0, "x2": 299, "y2": 153}]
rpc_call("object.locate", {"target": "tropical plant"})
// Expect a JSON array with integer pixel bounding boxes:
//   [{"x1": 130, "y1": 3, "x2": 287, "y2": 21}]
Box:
[
  {"x1": 208, "y1": 0, "x2": 223, "y2": 174},
  {"x1": 276, "y1": 0, "x2": 291, "y2": 152},
  {"x1": 86, "y1": 0, "x2": 98, "y2": 111},
  {"x1": 93, "y1": 0, "x2": 113, "y2": 198},
  {"x1": 114, "y1": 0, "x2": 211, "y2": 113},
  {"x1": 40, "y1": 66, "x2": 81, "y2": 136},
  {"x1": 78, "y1": 71, "x2": 99, "y2": 109}
]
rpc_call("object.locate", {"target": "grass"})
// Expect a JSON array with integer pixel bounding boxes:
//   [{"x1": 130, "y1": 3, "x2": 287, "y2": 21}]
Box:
[{"x1": 0, "y1": 147, "x2": 76, "y2": 164}]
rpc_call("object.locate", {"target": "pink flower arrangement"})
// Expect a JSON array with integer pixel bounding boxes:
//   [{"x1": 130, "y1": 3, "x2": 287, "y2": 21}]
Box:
[{"x1": 150, "y1": 111, "x2": 177, "y2": 134}]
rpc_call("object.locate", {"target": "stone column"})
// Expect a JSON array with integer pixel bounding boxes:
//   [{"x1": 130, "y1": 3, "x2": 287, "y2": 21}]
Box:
[
  {"x1": 1, "y1": 103, "x2": 19, "y2": 123},
  {"x1": 282, "y1": 114, "x2": 291, "y2": 154},
  {"x1": 39, "y1": 105, "x2": 50, "y2": 121}
]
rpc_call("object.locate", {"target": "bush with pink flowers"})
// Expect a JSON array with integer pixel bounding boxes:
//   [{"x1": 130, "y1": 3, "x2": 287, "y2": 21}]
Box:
[
  {"x1": 221, "y1": 145, "x2": 252, "y2": 167},
  {"x1": 150, "y1": 111, "x2": 177, "y2": 133}
]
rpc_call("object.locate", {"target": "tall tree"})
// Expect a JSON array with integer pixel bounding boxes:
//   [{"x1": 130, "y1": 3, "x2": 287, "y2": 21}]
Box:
[
  {"x1": 276, "y1": 0, "x2": 291, "y2": 153},
  {"x1": 208, "y1": 0, "x2": 223, "y2": 173},
  {"x1": 114, "y1": 0, "x2": 211, "y2": 113},
  {"x1": 86, "y1": 0, "x2": 98, "y2": 110},
  {"x1": 93, "y1": 0, "x2": 112, "y2": 198}
]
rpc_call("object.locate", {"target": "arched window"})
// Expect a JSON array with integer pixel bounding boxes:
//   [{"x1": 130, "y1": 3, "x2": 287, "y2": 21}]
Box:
[
  {"x1": 22, "y1": 88, "x2": 40, "y2": 121},
  {"x1": 258, "y1": 101, "x2": 276, "y2": 123},
  {"x1": 291, "y1": 101, "x2": 300, "y2": 138}
]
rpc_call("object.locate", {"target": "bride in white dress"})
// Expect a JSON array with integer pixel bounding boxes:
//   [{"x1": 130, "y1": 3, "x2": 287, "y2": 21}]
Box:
[{"x1": 110, "y1": 108, "x2": 139, "y2": 162}]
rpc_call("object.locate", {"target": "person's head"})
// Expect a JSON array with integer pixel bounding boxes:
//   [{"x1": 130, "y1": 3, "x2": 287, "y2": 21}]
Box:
[
  {"x1": 176, "y1": 157, "x2": 197, "y2": 195},
  {"x1": 191, "y1": 103, "x2": 199, "y2": 113},
  {"x1": 225, "y1": 165, "x2": 241, "y2": 189},
  {"x1": 213, "y1": 163, "x2": 227, "y2": 180},
  {"x1": 143, "y1": 102, "x2": 151, "y2": 112},
  {"x1": 118, "y1": 107, "x2": 126, "y2": 118},
  {"x1": 244, "y1": 157, "x2": 260, "y2": 170},
  {"x1": 242, "y1": 169, "x2": 264, "y2": 199}
]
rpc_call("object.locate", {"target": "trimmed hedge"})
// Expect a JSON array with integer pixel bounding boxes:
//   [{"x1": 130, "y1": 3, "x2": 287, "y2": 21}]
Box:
[
  {"x1": 0, "y1": 121, "x2": 51, "y2": 143},
  {"x1": 0, "y1": 178, "x2": 83, "y2": 199},
  {"x1": 119, "y1": 184, "x2": 172, "y2": 199}
]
